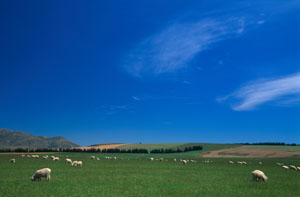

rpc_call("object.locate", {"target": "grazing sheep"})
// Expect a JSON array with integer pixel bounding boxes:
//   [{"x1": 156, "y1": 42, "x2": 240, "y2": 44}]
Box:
[
  {"x1": 258, "y1": 162, "x2": 262, "y2": 165},
  {"x1": 182, "y1": 160, "x2": 187, "y2": 165},
  {"x1": 90, "y1": 156, "x2": 96, "y2": 159},
  {"x1": 276, "y1": 163, "x2": 284, "y2": 166},
  {"x1": 43, "y1": 156, "x2": 48, "y2": 159},
  {"x1": 52, "y1": 157, "x2": 59, "y2": 161},
  {"x1": 50, "y1": 156, "x2": 55, "y2": 160},
  {"x1": 229, "y1": 161, "x2": 234, "y2": 164},
  {"x1": 9, "y1": 158, "x2": 16, "y2": 163},
  {"x1": 174, "y1": 159, "x2": 177, "y2": 162},
  {"x1": 282, "y1": 165, "x2": 289, "y2": 170},
  {"x1": 27, "y1": 155, "x2": 31, "y2": 158},
  {"x1": 190, "y1": 160, "x2": 197, "y2": 163},
  {"x1": 31, "y1": 168, "x2": 51, "y2": 181},
  {"x1": 21, "y1": 155, "x2": 25, "y2": 157},
  {"x1": 65, "y1": 158, "x2": 72, "y2": 164},
  {"x1": 72, "y1": 161, "x2": 78, "y2": 166},
  {"x1": 289, "y1": 165, "x2": 297, "y2": 170},
  {"x1": 114, "y1": 157, "x2": 117, "y2": 160},
  {"x1": 149, "y1": 158, "x2": 154, "y2": 161},
  {"x1": 72, "y1": 161, "x2": 83, "y2": 167},
  {"x1": 252, "y1": 170, "x2": 268, "y2": 182},
  {"x1": 159, "y1": 158, "x2": 164, "y2": 162},
  {"x1": 96, "y1": 157, "x2": 100, "y2": 161}
]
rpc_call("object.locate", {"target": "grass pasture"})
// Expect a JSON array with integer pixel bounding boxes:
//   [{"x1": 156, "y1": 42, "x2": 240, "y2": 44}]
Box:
[{"x1": 1, "y1": 153, "x2": 300, "y2": 197}]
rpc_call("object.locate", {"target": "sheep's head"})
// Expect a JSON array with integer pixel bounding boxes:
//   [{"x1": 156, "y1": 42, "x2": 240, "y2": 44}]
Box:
[{"x1": 31, "y1": 176, "x2": 35, "y2": 181}]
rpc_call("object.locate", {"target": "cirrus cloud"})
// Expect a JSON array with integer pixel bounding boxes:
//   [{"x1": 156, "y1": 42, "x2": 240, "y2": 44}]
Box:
[{"x1": 218, "y1": 72, "x2": 300, "y2": 111}]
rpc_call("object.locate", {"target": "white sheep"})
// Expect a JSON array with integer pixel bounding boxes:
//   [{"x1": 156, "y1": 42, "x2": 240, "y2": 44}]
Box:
[
  {"x1": 52, "y1": 157, "x2": 59, "y2": 161},
  {"x1": 65, "y1": 158, "x2": 72, "y2": 164},
  {"x1": 50, "y1": 156, "x2": 55, "y2": 159},
  {"x1": 96, "y1": 157, "x2": 100, "y2": 161},
  {"x1": 258, "y1": 162, "x2": 262, "y2": 165},
  {"x1": 159, "y1": 158, "x2": 164, "y2": 162},
  {"x1": 252, "y1": 170, "x2": 268, "y2": 182},
  {"x1": 282, "y1": 165, "x2": 289, "y2": 170},
  {"x1": 297, "y1": 167, "x2": 300, "y2": 171},
  {"x1": 289, "y1": 165, "x2": 297, "y2": 170},
  {"x1": 114, "y1": 157, "x2": 117, "y2": 160},
  {"x1": 229, "y1": 161, "x2": 234, "y2": 164},
  {"x1": 31, "y1": 168, "x2": 51, "y2": 181},
  {"x1": 182, "y1": 160, "x2": 187, "y2": 165},
  {"x1": 90, "y1": 156, "x2": 96, "y2": 159},
  {"x1": 173, "y1": 159, "x2": 177, "y2": 162},
  {"x1": 9, "y1": 158, "x2": 16, "y2": 163},
  {"x1": 72, "y1": 161, "x2": 82, "y2": 167},
  {"x1": 21, "y1": 155, "x2": 25, "y2": 157},
  {"x1": 43, "y1": 156, "x2": 48, "y2": 159},
  {"x1": 149, "y1": 158, "x2": 154, "y2": 161}
]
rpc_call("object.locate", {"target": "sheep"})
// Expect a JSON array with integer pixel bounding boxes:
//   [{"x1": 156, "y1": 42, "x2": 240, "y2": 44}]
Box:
[
  {"x1": 252, "y1": 170, "x2": 268, "y2": 182},
  {"x1": 65, "y1": 158, "x2": 72, "y2": 164},
  {"x1": 289, "y1": 165, "x2": 297, "y2": 170},
  {"x1": 182, "y1": 160, "x2": 187, "y2": 165},
  {"x1": 258, "y1": 162, "x2": 262, "y2": 165},
  {"x1": 113, "y1": 157, "x2": 117, "y2": 160},
  {"x1": 282, "y1": 165, "x2": 289, "y2": 170},
  {"x1": 149, "y1": 158, "x2": 154, "y2": 161},
  {"x1": 276, "y1": 163, "x2": 284, "y2": 166},
  {"x1": 43, "y1": 156, "x2": 48, "y2": 159},
  {"x1": 31, "y1": 168, "x2": 51, "y2": 181},
  {"x1": 159, "y1": 158, "x2": 164, "y2": 162},
  {"x1": 242, "y1": 161, "x2": 247, "y2": 165},
  {"x1": 90, "y1": 156, "x2": 96, "y2": 160},
  {"x1": 52, "y1": 157, "x2": 59, "y2": 161},
  {"x1": 72, "y1": 161, "x2": 82, "y2": 167},
  {"x1": 21, "y1": 155, "x2": 25, "y2": 157},
  {"x1": 96, "y1": 157, "x2": 100, "y2": 161},
  {"x1": 50, "y1": 156, "x2": 55, "y2": 160},
  {"x1": 27, "y1": 155, "x2": 31, "y2": 158},
  {"x1": 297, "y1": 167, "x2": 300, "y2": 171},
  {"x1": 229, "y1": 161, "x2": 234, "y2": 164},
  {"x1": 9, "y1": 158, "x2": 16, "y2": 163},
  {"x1": 190, "y1": 160, "x2": 197, "y2": 163},
  {"x1": 173, "y1": 159, "x2": 177, "y2": 162}
]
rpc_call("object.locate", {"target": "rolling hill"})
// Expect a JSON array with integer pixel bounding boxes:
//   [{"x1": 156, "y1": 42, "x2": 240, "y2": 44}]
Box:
[{"x1": 0, "y1": 128, "x2": 79, "y2": 149}]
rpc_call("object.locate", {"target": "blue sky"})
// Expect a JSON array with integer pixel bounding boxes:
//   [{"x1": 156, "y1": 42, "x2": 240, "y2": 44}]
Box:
[{"x1": 0, "y1": 0, "x2": 299, "y2": 146}]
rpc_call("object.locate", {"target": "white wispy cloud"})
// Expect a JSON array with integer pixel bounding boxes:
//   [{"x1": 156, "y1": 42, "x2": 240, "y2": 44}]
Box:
[
  {"x1": 218, "y1": 73, "x2": 300, "y2": 111},
  {"x1": 257, "y1": 20, "x2": 265, "y2": 24},
  {"x1": 132, "y1": 96, "x2": 140, "y2": 101},
  {"x1": 124, "y1": 17, "x2": 247, "y2": 77}
]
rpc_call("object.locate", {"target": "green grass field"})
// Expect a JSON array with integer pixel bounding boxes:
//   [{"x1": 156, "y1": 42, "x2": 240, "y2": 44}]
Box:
[{"x1": 1, "y1": 152, "x2": 300, "y2": 197}]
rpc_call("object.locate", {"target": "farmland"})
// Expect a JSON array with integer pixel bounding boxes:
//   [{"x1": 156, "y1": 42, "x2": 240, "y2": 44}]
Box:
[{"x1": 1, "y1": 147, "x2": 300, "y2": 197}]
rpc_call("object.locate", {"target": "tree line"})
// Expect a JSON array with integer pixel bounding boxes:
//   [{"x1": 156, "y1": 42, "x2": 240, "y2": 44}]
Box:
[
  {"x1": 0, "y1": 145, "x2": 203, "y2": 153},
  {"x1": 238, "y1": 142, "x2": 297, "y2": 146}
]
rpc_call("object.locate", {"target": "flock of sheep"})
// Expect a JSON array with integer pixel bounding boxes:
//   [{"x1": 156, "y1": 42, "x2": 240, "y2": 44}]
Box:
[{"x1": 8, "y1": 154, "x2": 300, "y2": 183}]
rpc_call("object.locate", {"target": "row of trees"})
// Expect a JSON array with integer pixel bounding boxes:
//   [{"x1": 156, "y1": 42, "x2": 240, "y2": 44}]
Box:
[
  {"x1": 150, "y1": 145, "x2": 203, "y2": 154},
  {"x1": 0, "y1": 145, "x2": 203, "y2": 154},
  {"x1": 239, "y1": 142, "x2": 297, "y2": 146}
]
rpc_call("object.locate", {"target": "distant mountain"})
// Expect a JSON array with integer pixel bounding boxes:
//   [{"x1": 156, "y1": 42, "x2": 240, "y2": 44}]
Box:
[{"x1": 0, "y1": 128, "x2": 79, "y2": 149}]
